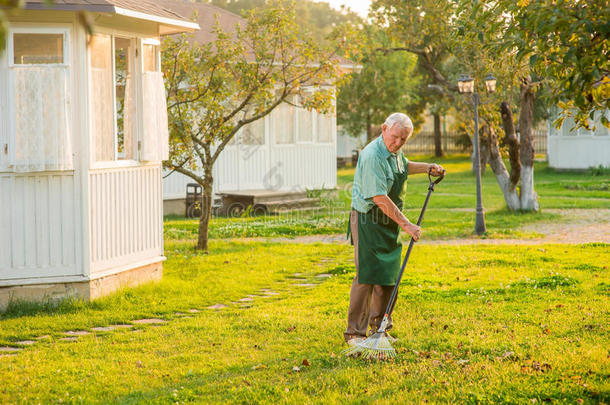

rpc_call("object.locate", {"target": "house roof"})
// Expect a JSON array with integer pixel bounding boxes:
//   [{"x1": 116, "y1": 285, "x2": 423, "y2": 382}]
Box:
[
  {"x1": 156, "y1": 0, "x2": 244, "y2": 45},
  {"x1": 21, "y1": 0, "x2": 200, "y2": 33}
]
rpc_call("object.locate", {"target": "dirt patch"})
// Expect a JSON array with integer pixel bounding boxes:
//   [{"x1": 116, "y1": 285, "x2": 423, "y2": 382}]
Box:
[{"x1": 240, "y1": 209, "x2": 609, "y2": 246}]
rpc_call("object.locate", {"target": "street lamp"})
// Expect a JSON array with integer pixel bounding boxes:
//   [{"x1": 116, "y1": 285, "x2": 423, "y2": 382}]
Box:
[{"x1": 458, "y1": 73, "x2": 496, "y2": 235}]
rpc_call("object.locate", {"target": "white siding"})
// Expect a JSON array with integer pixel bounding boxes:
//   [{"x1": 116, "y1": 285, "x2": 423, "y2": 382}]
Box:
[
  {"x1": 548, "y1": 109, "x2": 610, "y2": 169},
  {"x1": 90, "y1": 165, "x2": 163, "y2": 274},
  {"x1": 162, "y1": 109, "x2": 337, "y2": 201},
  {"x1": 0, "y1": 173, "x2": 81, "y2": 282}
]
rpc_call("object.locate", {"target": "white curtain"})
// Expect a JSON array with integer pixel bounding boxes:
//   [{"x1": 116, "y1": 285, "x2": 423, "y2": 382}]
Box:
[
  {"x1": 91, "y1": 67, "x2": 115, "y2": 161},
  {"x1": 12, "y1": 66, "x2": 72, "y2": 172},
  {"x1": 141, "y1": 71, "x2": 169, "y2": 161}
]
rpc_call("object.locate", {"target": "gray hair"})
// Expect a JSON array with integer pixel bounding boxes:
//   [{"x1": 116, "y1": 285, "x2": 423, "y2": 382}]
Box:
[{"x1": 383, "y1": 112, "x2": 413, "y2": 131}]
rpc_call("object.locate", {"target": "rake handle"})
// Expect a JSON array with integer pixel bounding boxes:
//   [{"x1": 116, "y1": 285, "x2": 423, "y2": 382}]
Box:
[{"x1": 379, "y1": 168, "x2": 445, "y2": 332}]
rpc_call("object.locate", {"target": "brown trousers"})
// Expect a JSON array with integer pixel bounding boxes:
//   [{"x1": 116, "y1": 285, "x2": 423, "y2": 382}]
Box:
[{"x1": 344, "y1": 210, "x2": 394, "y2": 341}]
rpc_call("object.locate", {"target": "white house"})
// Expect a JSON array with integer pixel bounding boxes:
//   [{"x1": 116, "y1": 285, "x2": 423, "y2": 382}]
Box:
[
  {"x1": 548, "y1": 109, "x2": 610, "y2": 169},
  {"x1": 0, "y1": 1, "x2": 198, "y2": 310},
  {"x1": 158, "y1": 1, "x2": 338, "y2": 215}
]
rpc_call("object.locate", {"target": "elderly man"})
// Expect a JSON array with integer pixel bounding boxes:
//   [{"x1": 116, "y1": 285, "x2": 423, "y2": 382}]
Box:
[{"x1": 345, "y1": 112, "x2": 445, "y2": 345}]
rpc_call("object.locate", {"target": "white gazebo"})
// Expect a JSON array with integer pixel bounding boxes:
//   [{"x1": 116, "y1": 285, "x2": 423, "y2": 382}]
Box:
[
  {"x1": 0, "y1": 1, "x2": 198, "y2": 310},
  {"x1": 158, "y1": 1, "x2": 339, "y2": 215},
  {"x1": 548, "y1": 109, "x2": 610, "y2": 169}
]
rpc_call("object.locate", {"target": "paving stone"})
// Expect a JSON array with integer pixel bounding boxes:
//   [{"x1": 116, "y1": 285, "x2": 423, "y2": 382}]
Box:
[
  {"x1": 188, "y1": 309, "x2": 200, "y2": 313},
  {"x1": 206, "y1": 304, "x2": 228, "y2": 310},
  {"x1": 295, "y1": 283, "x2": 316, "y2": 287},
  {"x1": 35, "y1": 335, "x2": 51, "y2": 340},
  {"x1": 131, "y1": 318, "x2": 167, "y2": 324},
  {"x1": 315, "y1": 274, "x2": 332, "y2": 278},
  {"x1": 91, "y1": 326, "x2": 117, "y2": 332},
  {"x1": 263, "y1": 291, "x2": 279, "y2": 296},
  {"x1": 238, "y1": 297, "x2": 254, "y2": 302},
  {"x1": 0, "y1": 347, "x2": 22, "y2": 353},
  {"x1": 59, "y1": 337, "x2": 78, "y2": 342},
  {"x1": 0, "y1": 354, "x2": 18, "y2": 358},
  {"x1": 112, "y1": 324, "x2": 134, "y2": 329},
  {"x1": 246, "y1": 294, "x2": 259, "y2": 298},
  {"x1": 64, "y1": 330, "x2": 91, "y2": 336},
  {"x1": 15, "y1": 340, "x2": 37, "y2": 346}
]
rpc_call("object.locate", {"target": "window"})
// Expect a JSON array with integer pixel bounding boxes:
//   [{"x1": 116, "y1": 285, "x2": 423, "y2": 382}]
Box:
[
  {"x1": 142, "y1": 43, "x2": 159, "y2": 72},
  {"x1": 297, "y1": 99, "x2": 313, "y2": 143},
  {"x1": 242, "y1": 119, "x2": 265, "y2": 145},
  {"x1": 8, "y1": 28, "x2": 73, "y2": 172},
  {"x1": 90, "y1": 33, "x2": 137, "y2": 162},
  {"x1": 274, "y1": 99, "x2": 295, "y2": 144},
  {"x1": 91, "y1": 34, "x2": 114, "y2": 161},
  {"x1": 13, "y1": 33, "x2": 64, "y2": 64},
  {"x1": 317, "y1": 112, "x2": 333, "y2": 143}
]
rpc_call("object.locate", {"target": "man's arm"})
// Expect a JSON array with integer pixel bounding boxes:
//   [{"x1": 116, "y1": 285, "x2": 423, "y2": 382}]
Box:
[
  {"x1": 372, "y1": 195, "x2": 422, "y2": 241},
  {"x1": 407, "y1": 162, "x2": 444, "y2": 175}
]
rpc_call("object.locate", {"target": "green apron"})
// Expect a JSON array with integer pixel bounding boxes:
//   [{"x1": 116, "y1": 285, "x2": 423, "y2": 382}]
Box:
[{"x1": 349, "y1": 154, "x2": 408, "y2": 286}]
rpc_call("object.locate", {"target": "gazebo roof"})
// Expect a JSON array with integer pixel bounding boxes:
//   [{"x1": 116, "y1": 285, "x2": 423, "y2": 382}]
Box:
[{"x1": 22, "y1": 0, "x2": 200, "y2": 33}]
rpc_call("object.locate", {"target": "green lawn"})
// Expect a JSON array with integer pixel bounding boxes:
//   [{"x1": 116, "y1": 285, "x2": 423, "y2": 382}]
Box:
[
  {"x1": 164, "y1": 155, "x2": 609, "y2": 241},
  {"x1": 1, "y1": 241, "x2": 608, "y2": 403},
  {"x1": 2, "y1": 155, "x2": 608, "y2": 403}
]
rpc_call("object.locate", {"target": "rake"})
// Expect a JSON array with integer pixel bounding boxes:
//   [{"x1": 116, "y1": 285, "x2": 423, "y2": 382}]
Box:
[{"x1": 344, "y1": 169, "x2": 445, "y2": 360}]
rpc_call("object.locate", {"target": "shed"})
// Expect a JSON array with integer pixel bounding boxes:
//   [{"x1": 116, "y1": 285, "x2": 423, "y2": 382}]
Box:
[
  {"x1": 158, "y1": 1, "x2": 338, "y2": 216},
  {"x1": 0, "y1": 1, "x2": 198, "y2": 310},
  {"x1": 547, "y1": 109, "x2": 610, "y2": 169}
]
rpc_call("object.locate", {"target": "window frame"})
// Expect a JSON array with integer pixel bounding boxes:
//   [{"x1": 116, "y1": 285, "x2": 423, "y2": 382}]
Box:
[
  {"x1": 89, "y1": 27, "x2": 161, "y2": 169},
  {"x1": 8, "y1": 26, "x2": 70, "y2": 68},
  {"x1": 4, "y1": 24, "x2": 73, "y2": 172},
  {"x1": 0, "y1": 37, "x2": 7, "y2": 172}
]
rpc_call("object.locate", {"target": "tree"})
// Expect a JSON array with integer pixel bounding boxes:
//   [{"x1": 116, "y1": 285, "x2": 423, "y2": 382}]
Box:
[
  {"x1": 372, "y1": 0, "x2": 543, "y2": 212},
  {"x1": 489, "y1": 0, "x2": 609, "y2": 130},
  {"x1": 337, "y1": 28, "x2": 424, "y2": 143},
  {"x1": 1, "y1": 0, "x2": 24, "y2": 52},
  {"x1": 163, "y1": 1, "x2": 345, "y2": 251},
  {"x1": 205, "y1": 0, "x2": 362, "y2": 45}
]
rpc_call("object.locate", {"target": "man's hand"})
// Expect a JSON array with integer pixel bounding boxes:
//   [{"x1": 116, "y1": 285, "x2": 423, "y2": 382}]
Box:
[
  {"x1": 402, "y1": 222, "x2": 422, "y2": 242},
  {"x1": 429, "y1": 163, "x2": 445, "y2": 176}
]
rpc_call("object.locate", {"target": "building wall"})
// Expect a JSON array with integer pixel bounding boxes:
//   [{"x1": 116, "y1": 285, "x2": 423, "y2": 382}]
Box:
[
  {"x1": 337, "y1": 128, "x2": 366, "y2": 158},
  {"x1": 0, "y1": 172, "x2": 83, "y2": 284},
  {"x1": 548, "y1": 110, "x2": 610, "y2": 169},
  {"x1": 89, "y1": 165, "x2": 164, "y2": 275},
  {"x1": 163, "y1": 103, "x2": 337, "y2": 205}
]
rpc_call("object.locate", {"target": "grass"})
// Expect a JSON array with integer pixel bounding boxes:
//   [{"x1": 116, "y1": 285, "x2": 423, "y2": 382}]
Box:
[
  {"x1": 164, "y1": 155, "x2": 608, "y2": 241},
  {"x1": 1, "y1": 241, "x2": 608, "y2": 403}
]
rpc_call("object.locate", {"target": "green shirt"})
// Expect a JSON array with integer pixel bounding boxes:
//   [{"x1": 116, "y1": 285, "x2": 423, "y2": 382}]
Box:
[{"x1": 351, "y1": 135, "x2": 408, "y2": 214}]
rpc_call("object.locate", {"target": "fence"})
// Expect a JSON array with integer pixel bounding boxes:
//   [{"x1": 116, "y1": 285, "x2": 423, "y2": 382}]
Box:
[{"x1": 403, "y1": 130, "x2": 548, "y2": 156}]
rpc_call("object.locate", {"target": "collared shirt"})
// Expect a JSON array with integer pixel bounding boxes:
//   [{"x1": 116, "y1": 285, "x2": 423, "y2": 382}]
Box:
[{"x1": 351, "y1": 135, "x2": 408, "y2": 213}]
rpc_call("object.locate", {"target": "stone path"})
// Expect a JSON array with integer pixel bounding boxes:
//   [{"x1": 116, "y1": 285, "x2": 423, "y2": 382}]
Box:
[{"x1": 0, "y1": 261, "x2": 334, "y2": 359}]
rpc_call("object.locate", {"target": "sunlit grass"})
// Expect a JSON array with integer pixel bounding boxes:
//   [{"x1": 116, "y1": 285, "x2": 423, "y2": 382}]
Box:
[{"x1": 1, "y1": 242, "x2": 608, "y2": 403}]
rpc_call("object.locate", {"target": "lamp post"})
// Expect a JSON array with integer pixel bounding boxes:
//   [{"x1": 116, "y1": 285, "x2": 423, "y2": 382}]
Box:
[{"x1": 458, "y1": 73, "x2": 496, "y2": 235}]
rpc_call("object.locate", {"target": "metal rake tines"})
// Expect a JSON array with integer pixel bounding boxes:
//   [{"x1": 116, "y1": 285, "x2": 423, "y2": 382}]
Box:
[{"x1": 343, "y1": 332, "x2": 397, "y2": 360}]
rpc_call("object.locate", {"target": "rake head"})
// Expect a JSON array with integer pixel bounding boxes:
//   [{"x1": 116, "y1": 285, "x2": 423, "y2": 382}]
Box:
[{"x1": 343, "y1": 331, "x2": 397, "y2": 361}]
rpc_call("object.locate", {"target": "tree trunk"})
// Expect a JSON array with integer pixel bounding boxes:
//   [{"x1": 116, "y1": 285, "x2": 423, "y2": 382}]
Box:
[
  {"x1": 366, "y1": 113, "x2": 375, "y2": 144},
  {"x1": 519, "y1": 77, "x2": 539, "y2": 212},
  {"x1": 196, "y1": 165, "x2": 214, "y2": 251},
  {"x1": 485, "y1": 124, "x2": 521, "y2": 210},
  {"x1": 433, "y1": 113, "x2": 443, "y2": 157},
  {"x1": 500, "y1": 101, "x2": 521, "y2": 189}
]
